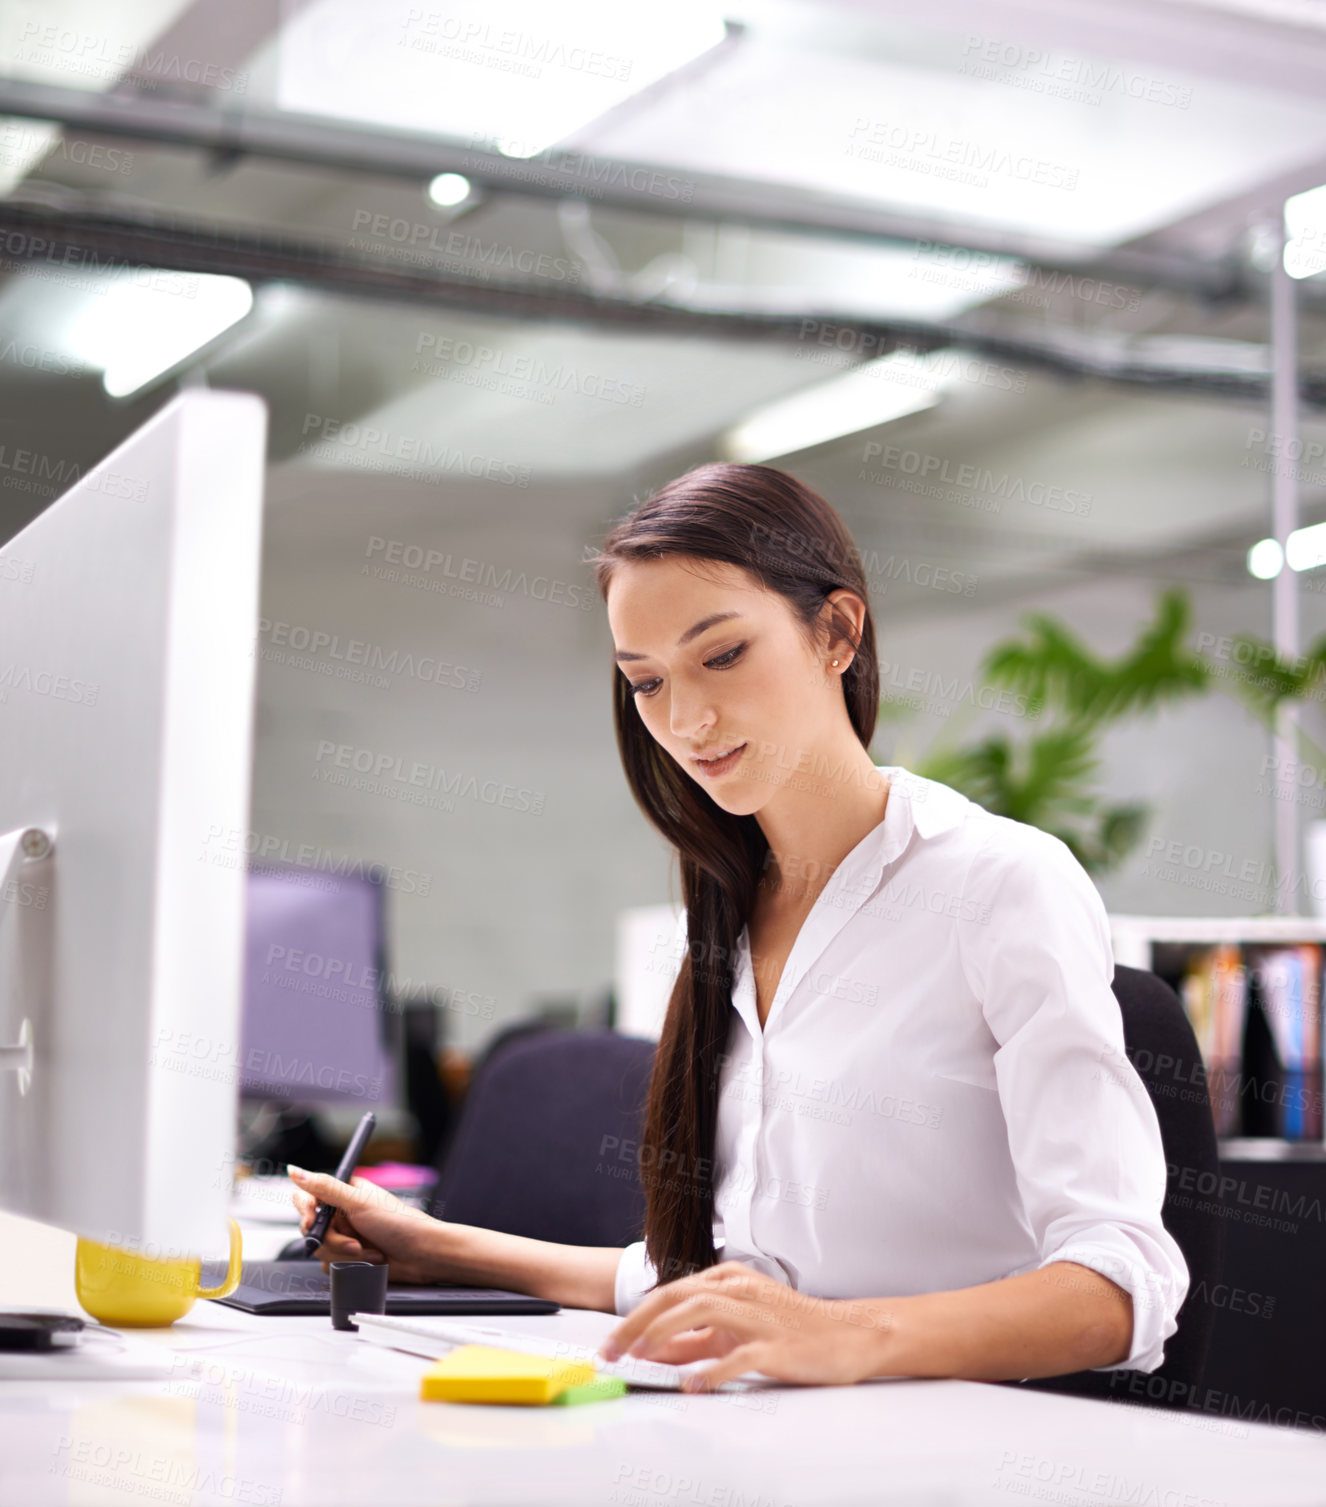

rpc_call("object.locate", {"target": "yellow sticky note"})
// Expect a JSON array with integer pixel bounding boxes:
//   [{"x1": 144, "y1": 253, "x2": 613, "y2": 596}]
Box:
[{"x1": 419, "y1": 1345, "x2": 596, "y2": 1405}]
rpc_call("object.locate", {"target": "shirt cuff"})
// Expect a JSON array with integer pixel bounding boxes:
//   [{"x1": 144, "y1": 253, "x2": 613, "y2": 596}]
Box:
[
  {"x1": 1036, "y1": 1236, "x2": 1184, "y2": 1373},
  {"x1": 614, "y1": 1240, "x2": 657, "y2": 1316}
]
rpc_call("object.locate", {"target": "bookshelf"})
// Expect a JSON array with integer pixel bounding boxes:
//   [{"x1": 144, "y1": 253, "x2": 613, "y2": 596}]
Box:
[
  {"x1": 1111, "y1": 919, "x2": 1326, "y2": 1416},
  {"x1": 1110, "y1": 914, "x2": 1326, "y2": 969},
  {"x1": 1109, "y1": 915, "x2": 1326, "y2": 1157}
]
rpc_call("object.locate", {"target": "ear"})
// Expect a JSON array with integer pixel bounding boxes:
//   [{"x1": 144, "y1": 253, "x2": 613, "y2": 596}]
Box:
[{"x1": 820, "y1": 588, "x2": 867, "y2": 671}]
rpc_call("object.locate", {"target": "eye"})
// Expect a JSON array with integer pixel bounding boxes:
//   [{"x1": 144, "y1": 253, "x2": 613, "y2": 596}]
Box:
[
  {"x1": 706, "y1": 643, "x2": 745, "y2": 671},
  {"x1": 628, "y1": 642, "x2": 746, "y2": 698}
]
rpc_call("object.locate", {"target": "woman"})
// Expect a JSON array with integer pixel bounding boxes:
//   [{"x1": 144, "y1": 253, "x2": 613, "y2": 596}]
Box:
[{"x1": 288, "y1": 462, "x2": 1187, "y2": 1393}]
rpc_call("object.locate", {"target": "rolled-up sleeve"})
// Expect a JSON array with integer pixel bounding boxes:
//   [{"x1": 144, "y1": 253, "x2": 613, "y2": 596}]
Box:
[
  {"x1": 958, "y1": 821, "x2": 1189, "y2": 1373},
  {"x1": 614, "y1": 1240, "x2": 658, "y2": 1316}
]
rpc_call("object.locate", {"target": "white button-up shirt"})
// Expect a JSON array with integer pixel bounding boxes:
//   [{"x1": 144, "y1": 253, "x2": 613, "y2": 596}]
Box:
[{"x1": 614, "y1": 764, "x2": 1189, "y2": 1374}]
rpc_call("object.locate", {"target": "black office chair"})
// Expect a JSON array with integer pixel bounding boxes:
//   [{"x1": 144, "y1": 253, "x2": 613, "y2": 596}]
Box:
[
  {"x1": 427, "y1": 1028, "x2": 655, "y2": 1247},
  {"x1": 997, "y1": 963, "x2": 1224, "y2": 1412}
]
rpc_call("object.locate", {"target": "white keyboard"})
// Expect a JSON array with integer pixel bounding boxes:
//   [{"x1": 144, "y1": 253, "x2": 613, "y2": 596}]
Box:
[{"x1": 353, "y1": 1313, "x2": 764, "y2": 1392}]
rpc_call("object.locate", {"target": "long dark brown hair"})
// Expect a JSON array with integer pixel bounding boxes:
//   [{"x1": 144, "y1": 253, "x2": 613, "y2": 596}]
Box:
[{"x1": 588, "y1": 462, "x2": 881, "y2": 1287}]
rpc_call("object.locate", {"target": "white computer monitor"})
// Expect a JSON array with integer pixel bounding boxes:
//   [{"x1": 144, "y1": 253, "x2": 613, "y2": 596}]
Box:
[{"x1": 0, "y1": 390, "x2": 266, "y2": 1258}]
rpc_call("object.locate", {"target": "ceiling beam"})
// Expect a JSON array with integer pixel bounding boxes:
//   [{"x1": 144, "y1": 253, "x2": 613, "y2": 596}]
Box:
[
  {"x1": 0, "y1": 75, "x2": 1249, "y2": 302},
  {"x1": 0, "y1": 200, "x2": 1321, "y2": 409}
]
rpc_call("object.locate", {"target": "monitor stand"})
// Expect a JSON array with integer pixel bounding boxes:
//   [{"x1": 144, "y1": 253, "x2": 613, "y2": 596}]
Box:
[{"x1": 0, "y1": 825, "x2": 51, "y2": 1097}]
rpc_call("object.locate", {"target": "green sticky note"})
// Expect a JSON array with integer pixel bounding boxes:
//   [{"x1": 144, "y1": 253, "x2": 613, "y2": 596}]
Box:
[{"x1": 550, "y1": 1376, "x2": 629, "y2": 1406}]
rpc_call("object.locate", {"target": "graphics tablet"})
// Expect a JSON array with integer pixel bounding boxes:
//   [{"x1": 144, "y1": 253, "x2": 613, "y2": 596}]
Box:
[{"x1": 211, "y1": 1262, "x2": 560, "y2": 1317}]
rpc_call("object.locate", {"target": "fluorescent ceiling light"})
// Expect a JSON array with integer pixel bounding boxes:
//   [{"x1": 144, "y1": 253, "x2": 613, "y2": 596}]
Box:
[
  {"x1": 1247, "y1": 537, "x2": 1284, "y2": 579},
  {"x1": 1287, "y1": 520, "x2": 1326, "y2": 570},
  {"x1": 1285, "y1": 184, "x2": 1326, "y2": 279},
  {"x1": 1246, "y1": 521, "x2": 1326, "y2": 578},
  {"x1": 720, "y1": 350, "x2": 946, "y2": 463},
  {"x1": 67, "y1": 270, "x2": 253, "y2": 398},
  {"x1": 275, "y1": 0, "x2": 727, "y2": 158},
  {"x1": 680, "y1": 238, "x2": 1027, "y2": 322},
  {"x1": 427, "y1": 172, "x2": 472, "y2": 207}
]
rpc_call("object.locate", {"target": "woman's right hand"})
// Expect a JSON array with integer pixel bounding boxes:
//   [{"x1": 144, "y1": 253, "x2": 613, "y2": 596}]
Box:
[{"x1": 287, "y1": 1166, "x2": 449, "y2": 1285}]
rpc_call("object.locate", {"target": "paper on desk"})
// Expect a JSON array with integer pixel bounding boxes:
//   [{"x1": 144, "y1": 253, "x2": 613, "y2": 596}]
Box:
[{"x1": 354, "y1": 1314, "x2": 777, "y2": 1392}]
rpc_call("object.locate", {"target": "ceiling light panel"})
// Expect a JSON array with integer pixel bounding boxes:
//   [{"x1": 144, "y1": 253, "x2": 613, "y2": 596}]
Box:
[{"x1": 273, "y1": 0, "x2": 727, "y2": 157}]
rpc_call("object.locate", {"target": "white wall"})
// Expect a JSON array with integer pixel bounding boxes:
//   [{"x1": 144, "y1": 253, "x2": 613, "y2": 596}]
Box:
[
  {"x1": 251, "y1": 455, "x2": 1326, "y2": 1053},
  {"x1": 252, "y1": 465, "x2": 683, "y2": 1053}
]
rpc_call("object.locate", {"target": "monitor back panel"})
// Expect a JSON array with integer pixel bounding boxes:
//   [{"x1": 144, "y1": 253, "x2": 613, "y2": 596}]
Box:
[{"x1": 0, "y1": 390, "x2": 266, "y2": 1256}]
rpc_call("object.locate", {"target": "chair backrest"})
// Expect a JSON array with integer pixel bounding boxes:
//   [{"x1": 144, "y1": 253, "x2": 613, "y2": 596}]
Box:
[
  {"x1": 1001, "y1": 964, "x2": 1225, "y2": 1409},
  {"x1": 428, "y1": 1028, "x2": 655, "y2": 1248}
]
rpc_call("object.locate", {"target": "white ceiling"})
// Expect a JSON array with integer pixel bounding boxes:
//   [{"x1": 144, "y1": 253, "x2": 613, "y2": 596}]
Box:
[{"x1": 1, "y1": 0, "x2": 1325, "y2": 609}]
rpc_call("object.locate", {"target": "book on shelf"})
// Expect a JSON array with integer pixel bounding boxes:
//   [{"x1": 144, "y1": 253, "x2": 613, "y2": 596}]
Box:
[
  {"x1": 1170, "y1": 940, "x2": 1323, "y2": 1141},
  {"x1": 1179, "y1": 943, "x2": 1247, "y2": 1137},
  {"x1": 1249, "y1": 945, "x2": 1324, "y2": 1141}
]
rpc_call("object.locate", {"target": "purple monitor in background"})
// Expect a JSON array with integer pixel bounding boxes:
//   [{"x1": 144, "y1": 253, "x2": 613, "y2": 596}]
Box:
[{"x1": 240, "y1": 865, "x2": 396, "y2": 1107}]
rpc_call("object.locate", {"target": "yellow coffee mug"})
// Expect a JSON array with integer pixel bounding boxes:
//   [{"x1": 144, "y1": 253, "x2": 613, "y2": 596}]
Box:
[{"x1": 74, "y1": 1219, "x2": 243, "y2": 1327}]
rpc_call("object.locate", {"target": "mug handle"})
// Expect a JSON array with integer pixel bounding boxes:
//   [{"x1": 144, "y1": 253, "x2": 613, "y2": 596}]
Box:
[{"x1": 196, "y1": 1218, "x2": 243, "y2": 1300}]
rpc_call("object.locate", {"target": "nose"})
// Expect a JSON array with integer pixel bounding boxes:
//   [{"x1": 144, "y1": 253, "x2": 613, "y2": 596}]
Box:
[{"x1": 668, "y1": 680, "x2": 716, "y2": 744}]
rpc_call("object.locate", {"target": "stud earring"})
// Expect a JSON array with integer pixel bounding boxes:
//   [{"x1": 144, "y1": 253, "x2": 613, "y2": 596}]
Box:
[{"x1": 832, "y1": 659, "x2": 840, "y2": 667}]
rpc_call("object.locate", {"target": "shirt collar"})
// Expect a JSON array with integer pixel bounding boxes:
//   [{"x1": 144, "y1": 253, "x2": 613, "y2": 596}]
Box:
[
  {"x1": 844, "y1": 763, "x2": 971, "y2": 893},
  {"x1": 730, "y1": 764, "x2": 970, "y2": 1035}
]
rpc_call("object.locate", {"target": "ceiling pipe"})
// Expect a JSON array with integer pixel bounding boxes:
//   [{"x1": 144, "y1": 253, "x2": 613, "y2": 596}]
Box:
[
  {"x1": 0, "y1": 75, "x2": 1251, "y2": 303},
  {"x1": 0, "y1": 201, "x2": 1321, "y2": 409}
]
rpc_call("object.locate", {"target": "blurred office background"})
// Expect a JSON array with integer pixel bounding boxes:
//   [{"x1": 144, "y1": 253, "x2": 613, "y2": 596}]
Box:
[{"x1": 2, "y1": 0, "x2": 1326, "y2": 1118}]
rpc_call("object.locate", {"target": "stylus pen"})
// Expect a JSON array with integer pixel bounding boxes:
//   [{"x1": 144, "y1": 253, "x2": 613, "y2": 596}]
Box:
[{"x1": 302, "y1": 1111, "x2": 376, "y2": 1255}]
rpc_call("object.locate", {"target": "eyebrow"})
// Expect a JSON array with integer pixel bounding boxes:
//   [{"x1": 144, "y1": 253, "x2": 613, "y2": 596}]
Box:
[{"x1": 613, "y1": 611, "x2": 744, "y2": 663}]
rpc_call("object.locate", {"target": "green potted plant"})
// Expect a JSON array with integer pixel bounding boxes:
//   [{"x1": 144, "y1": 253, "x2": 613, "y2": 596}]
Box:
[{"x1": 883, "y1": 588, "x2": 1212, "y2": 875}]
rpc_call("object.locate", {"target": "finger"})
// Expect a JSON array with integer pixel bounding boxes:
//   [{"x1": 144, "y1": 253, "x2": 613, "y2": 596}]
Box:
[
  {"x1": 627, "y1": 1294, "x2": 762, "y2": 1361},
  {"x1": 705, "y1": 1264, "x2": 766, "y2": 1300},
  {"x1": 317, "y1": 1241, "x2": 386, "y2": 1274},
  {"x1": 682, "y1": 1341, "x2": 771, "y2": 1394},
  {"x1": 601, "y1": 1266, "x2": 740, "y2": 1359},
  {"x1": 314, "y1": 1228, "x2": 363, "y2": 1262},
  {"x1": 329, "y1": 1207, "x2": 359, "y2": 1238},
  {"x1": 286, "y1": 1166, "x2": 367, "y2": 1214},
  {"x1": 647, "y1": 1328, "x2": 736, "y2": 1366},
  {"x1": 315, "y1": 1236, "x2": 367, "y2": 1270},
  {"x1": 288, "y1": 1170, "x2": 334, "y2": 1233},
  {"x1": 710, "y1": 1261, "x2": 755, "y2": 1281},
  {"x1": 318, "y1": 1217, "x2": 366, "y2": 1250}
]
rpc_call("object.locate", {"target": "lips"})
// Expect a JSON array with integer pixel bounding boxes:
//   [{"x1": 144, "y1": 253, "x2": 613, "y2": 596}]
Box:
[{"x1": 693, "y1": 742, "x2": 747, "y2": 777}]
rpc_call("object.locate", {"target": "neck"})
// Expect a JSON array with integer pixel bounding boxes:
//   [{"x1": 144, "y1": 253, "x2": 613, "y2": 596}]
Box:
[{"x1": 754, "y1": 745, "x2": 891, "y2": 907}]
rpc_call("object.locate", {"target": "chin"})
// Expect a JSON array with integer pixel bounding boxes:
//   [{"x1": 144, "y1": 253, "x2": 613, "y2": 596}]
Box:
[{"x1": 703, "y1": 779, "x2": 765, "y2": 816}]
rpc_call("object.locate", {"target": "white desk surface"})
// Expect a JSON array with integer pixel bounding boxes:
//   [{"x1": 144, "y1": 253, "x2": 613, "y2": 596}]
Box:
[{"x1": 2, "y1": 1209, "x2": 1324, "y2": 1507}]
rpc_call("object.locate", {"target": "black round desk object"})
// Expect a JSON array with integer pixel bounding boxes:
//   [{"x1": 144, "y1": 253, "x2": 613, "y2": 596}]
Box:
[
  {"x1": 328, "y1": 1261, "x2": 389, "y2": 1331},
  {"x1": 0, "y1": 1313, "x2": 86, "y2": 1351}
]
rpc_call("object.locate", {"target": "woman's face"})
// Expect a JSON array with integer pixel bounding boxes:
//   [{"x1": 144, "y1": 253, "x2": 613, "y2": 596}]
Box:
[{"x1": 606, "y1": 555, "x2": 848, "y2": 815}]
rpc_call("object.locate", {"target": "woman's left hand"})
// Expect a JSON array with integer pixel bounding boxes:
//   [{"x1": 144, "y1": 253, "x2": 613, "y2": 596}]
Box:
[{"x1": 598, "y1": 1261, "x2": 894, "y2": 1391}]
